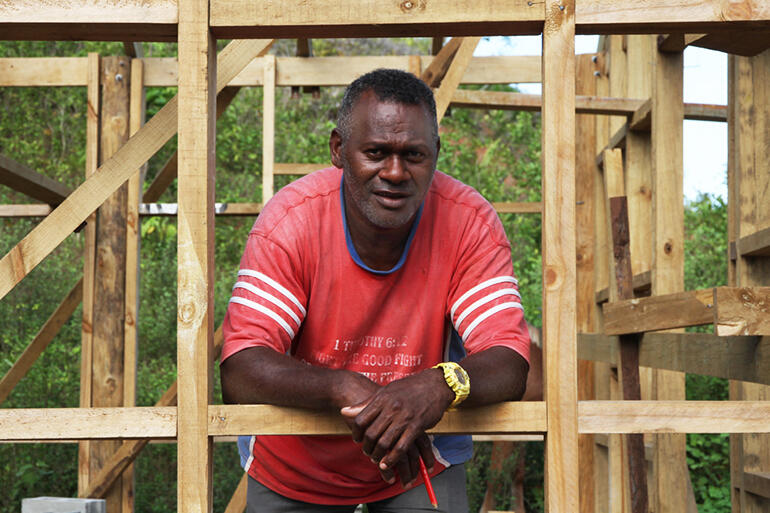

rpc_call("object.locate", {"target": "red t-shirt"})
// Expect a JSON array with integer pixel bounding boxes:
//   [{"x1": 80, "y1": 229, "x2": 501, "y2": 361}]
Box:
[{"x1": 222, "y1": 167, "x2": 530, "y2": 504}]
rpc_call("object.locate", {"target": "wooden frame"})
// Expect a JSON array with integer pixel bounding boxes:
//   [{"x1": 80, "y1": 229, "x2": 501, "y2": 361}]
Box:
[{"x1": 1, "y1": 2, "x2": 769, "y2": 513}]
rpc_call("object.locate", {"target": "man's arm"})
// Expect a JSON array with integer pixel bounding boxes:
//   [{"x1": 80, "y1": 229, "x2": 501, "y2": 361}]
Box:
[
  {"x1": 221, "y1": 346, "x2": 379, "y2": 410},
  {"x1": 342, "y1": 345, "x2": 528, "y2": 478}
]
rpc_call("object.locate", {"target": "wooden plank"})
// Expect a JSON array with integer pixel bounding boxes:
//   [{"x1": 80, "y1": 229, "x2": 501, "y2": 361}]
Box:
[
  {"x1": 575, "y1": 54, "x2": 598, "y2": 513},
  {"x1": 78, "y1": 50, "x2": 100, "y2": 499},
  {"x1": 578, "y1": 333, "x2": 770, "y2": 387},
  {"x1": 210, "y1": 1, "x2": 544, "y2": 38},
  {"x1": 91, "y1": 54, "x2": 131, "y2": 513},
  {"x1": 208, "y1": 401, "x2": 547, "y2": 436},
  {"x1": 0, "y1": 407, "x2": 177, "y2": 441},
  {"x1": 575, "y1": 1, "x2": 770, "y2": 33},
  {"x1": 602, "y1": 288, "x2": 714, "y2": 335},
  {"x1": 0, "y1": 279, "x2": 83, "y2": 405},
  {"x1": 0, "y1": 57, "x2": 87, "y2": 86},
  {"x1": 542, "y1": 1, "x2": 579, "y2": 511},
  {"x1": 0, "y1": 153, "x2": 72, "y2": 205},
  {"x1": 691, "y1": 30, "x2": 770, "y2": 57},
  {"x1": 0, "y1": 39, "x2": 273, "y2": 301},
  {"x1": 714, "y1": 287, "x2": 770, "y2": 336},
  {"x1": 650, "y1": 42, "x2": 688, "y2": 513},
  {"x1": 596, "y1": 124, "x2": 628, "y2": 168},
  {"x1": 176, "y1": 0, "x2": 215, "y2": 511},
  {"x1": 433, "y1": 38, "x2": 481, "y2": 122},
  {"x1": 0, "y1": 204, "x2": 52, "y2": 217},
  {"x1": 493, "y1": 202, "x2": 542, "y2": 214},
  {"x1": 743, "y1": 471, "x2": 770, "y2": 500},
  {"x1": 420, "y1": 37, "x2": 462, "y2": 87},
  {"x1": 683, "y1": 102, "x2": 727, "y2": 122},
  {"x1": 579, "y1": 401, "x2": 770, "y2": 434},
  {"x1": 737, "y1": 225, "x2": 770, "y2": 257},
  {"x1": 262, "y1": 54, "x2": 276, "y2": 203},
  {"x1": 142, "y1": 85, "x2": 244, "y2": 203},
  {"x1": 224, "y1": 474, "x2": 249, "y2": 513},
  {"x1": 608, "y1": 35, "x2": 628, "y2": 137},
  {"x1": 450, "y1": 89, "x2": 645, "y2": 115},
  {"x1": 273, "y1": 163, "x2": 322, "y2": 176},
  {"x1": 141, "y1": 55, "x2": 544, "y2": 88},
  {"x1": 0, "y1": 0, "x2": 177, "y2": 41},
  {"x1": 121, "y1": 56, "x2": 144, "y2": 513}
]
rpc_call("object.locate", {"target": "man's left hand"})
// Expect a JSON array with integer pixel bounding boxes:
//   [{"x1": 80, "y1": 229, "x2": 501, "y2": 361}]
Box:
[{"x1": 340, "y1": 368, "x2": 454, "y2": 486}]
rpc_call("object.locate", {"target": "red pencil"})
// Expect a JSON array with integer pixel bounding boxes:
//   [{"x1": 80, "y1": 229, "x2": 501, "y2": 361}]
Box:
[{"x1": 418, "y1": 456, "x2": 438, "y2": 509}]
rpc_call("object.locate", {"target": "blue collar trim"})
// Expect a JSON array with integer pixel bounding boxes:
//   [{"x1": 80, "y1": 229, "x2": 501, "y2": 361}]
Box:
[{"x1": 339, "y1": 177, "x2": 423, "y2": 275}]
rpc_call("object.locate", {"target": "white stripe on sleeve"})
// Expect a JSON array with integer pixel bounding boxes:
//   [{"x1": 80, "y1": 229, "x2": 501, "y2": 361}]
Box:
[
  {"x1": 229, "y1": 296, "x2": 296, "y2": 339},
  {"x1": 454, "y1": 288, "x2": 521, "y2": 329},
  {"x1": 238, "y1": 269, "x2": 307, "y2": 316},
  {"x1": 233, "y1": 281, "x2": 302, "y2": 327},
  {"x1": 450, "y1": 276, "x2": 518, "y2": 319},
  {"x1": 461, "y1": 301, "x2": 523, "y2": 342}
]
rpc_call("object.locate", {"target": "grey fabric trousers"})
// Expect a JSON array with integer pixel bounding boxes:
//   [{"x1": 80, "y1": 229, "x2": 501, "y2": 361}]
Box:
[{"x1": 246, "y1": 464, "x2": 469, "y2": 513}]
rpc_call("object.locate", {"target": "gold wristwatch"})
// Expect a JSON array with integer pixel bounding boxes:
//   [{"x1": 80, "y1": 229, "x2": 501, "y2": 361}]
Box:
[{"x1": 433, "y1": 362, "x2": 470, "y2": 410}]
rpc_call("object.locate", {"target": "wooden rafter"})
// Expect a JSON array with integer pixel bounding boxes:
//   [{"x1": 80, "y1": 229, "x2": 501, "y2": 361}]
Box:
[{"x1": 0, "y1": 154, "x2": 72, "y2": 205}]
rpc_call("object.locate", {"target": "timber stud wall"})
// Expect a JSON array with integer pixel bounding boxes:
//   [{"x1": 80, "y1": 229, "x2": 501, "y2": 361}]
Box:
[{"x1": 0, "y1": 1, "x2": 769, "y2": 512}]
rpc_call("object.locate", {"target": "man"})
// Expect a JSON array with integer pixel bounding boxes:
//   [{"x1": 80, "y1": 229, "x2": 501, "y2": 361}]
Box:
[{"x1": 221, "y1": 68, "x2": 530, "y2": 512}]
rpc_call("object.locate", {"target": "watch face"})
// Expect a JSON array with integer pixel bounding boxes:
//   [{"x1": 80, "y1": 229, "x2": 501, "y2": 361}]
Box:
[{"x1": 454, "y1": 368, "x2": 466, "y2": 385}]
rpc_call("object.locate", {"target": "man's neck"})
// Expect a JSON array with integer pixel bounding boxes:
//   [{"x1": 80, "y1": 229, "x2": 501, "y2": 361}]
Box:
[{"x1": 344, "y1": 202, "x2": 414, "y2": 272}]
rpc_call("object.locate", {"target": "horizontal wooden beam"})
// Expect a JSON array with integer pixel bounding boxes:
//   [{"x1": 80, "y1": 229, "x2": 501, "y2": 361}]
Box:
[
  {"x1": 3, "y1": 1, "x2": 770, "y2": 42},
  {"x1": 602, "y1": 288, "x2": 714, "y2": 335},
  {"x1": 273, "y1": 163, "x2": 321, "y2": 176},
  {"x1": 0, "y1": 55, "x2": 544, "y2": 87},
  {"x1": 603, "y1": 287, "x2": 770, "y2": 336},
  {"x1": 735, "y1": 225, "x2": 770, "y2": 257},
  {"x1": 450, "y1": 89, "x2": 645, "y2": 116},
  {"x1": 209, "y1": 401, "x2": 547, "y2": 436},
  {"x1": 0, "y1": 204, "x2": 53, "y2": 217},
  {"x1": 0, "y1": 154, "x2": 72, "y2": 205},
  {"x1": 210, "y1": 1, "x2": 544, "y2": 39},
  {"x1": 690, "y1": 29, "x2": 770, "y2": 57},
  {"x1": 0, "y1": 407, "x2": 177, "y2": 441},
  {"x1": 743, "y1": 471, "x2": 770, "y2": 500},
  {"x1": 579, "y1": 400, "x2": 770, "y2": 434},
  {"x1": 0, "y1": 0, "x2": 177, "y2": 41},
  {"x1": 575, "y1": 0, "x2": 770, "y2": 34},
  {"x1": 578, "y1": 332, "x2": 770, "y2": 386},
  {"x1": 595, "y1": 270, "x2": 651, "y2": 304},
  {"x1": 6, "y1": 399, "x2": 769, "y2": 441},
  {"x1": 139, "y1": 202, "x2": 263, "y2": 216}
]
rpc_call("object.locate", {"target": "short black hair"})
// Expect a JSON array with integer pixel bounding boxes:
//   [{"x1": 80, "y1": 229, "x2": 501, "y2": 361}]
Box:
[{"x1": 336, "y1": 68, "x2": 438, "y2": 143}]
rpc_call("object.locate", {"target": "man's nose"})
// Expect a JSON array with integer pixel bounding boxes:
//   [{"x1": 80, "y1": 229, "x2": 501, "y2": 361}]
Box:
[{"x1": 379, "y1": 155, "x2": 408, "y2": 184}]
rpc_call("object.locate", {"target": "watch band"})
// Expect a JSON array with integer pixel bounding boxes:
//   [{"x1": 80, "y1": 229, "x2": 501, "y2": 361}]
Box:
[{"x1": 433, "y1": 362, "x2": 470, "y2": 410}]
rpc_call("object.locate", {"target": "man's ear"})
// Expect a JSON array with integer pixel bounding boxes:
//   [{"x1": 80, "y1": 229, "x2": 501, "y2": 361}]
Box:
[{"x1": 329, "y1": 128, "x2": 343, "y2": 169}]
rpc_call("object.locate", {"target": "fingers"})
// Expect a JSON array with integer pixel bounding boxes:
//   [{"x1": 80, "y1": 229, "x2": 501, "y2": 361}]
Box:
[{"x1": 415, "y1": 434, "x2": 435, "y2": 472}]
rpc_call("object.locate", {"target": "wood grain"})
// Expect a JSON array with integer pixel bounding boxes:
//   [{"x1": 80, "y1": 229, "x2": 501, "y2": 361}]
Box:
[
  {"x1": 602, "y1": 289, "x2": 714, "y2": 335},
  {"x1": 714, "y1": 287, "x2": 770, "y2": 336}
]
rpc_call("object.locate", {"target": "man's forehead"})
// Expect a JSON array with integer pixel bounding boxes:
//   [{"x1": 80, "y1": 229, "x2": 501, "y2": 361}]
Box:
[{"x1": 350, "y1": 91, "x2": 434, "y2": 126}]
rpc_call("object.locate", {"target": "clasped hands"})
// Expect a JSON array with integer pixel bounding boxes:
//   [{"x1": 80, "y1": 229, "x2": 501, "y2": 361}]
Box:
[{"x1": 337, "y1": 369, "x2": 455, "y2": 487}]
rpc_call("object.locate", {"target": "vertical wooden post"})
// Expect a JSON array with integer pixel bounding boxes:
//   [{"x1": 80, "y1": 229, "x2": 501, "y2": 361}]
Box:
[
  {"x1": 542, "y1": 1, "x2": 578, "y2": 511},
  {"x1": 728, "y1": 49, "x2": 770, "y2": 513},
  {"x1": 262, "y1": 54, "x2": 276, "y2": 204},
  {"x1": 593, "y1": 47, "x2": 611, "y2": 513},
  {"x1": 651, "y1": 43, "x2": 687, "y2": 513},
  {"x1": 177, "y1": 0, "x2": 216, "y2": 510},
  {"x1": 608, "y1": 35, "x2": 628, "y2": 137},
  {"x1": 91, "y1": 54, "x2": 131, "y2": 513},
  {"x1": 121, "y1": 56, "x2": 145, "y2": 513},
  {"x1": 575, "y1": 53, "x2": 598, "y2": 513},
  {"x1": 79, "y1": 51, "x2": 100, "y2": 497}
]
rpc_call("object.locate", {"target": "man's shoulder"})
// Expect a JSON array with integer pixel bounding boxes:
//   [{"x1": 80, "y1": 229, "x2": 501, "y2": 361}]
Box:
[
  {"x1": 255, "y1": 166, "x2": 341, "y2": 234},
  {"x1": 428, "y1": 171, "x2": 496, "y2": 216}
]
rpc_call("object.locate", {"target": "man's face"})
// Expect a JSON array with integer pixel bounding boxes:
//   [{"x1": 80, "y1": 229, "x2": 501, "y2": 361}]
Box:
[{"x1": 331, "y1": 91, "x2": 440, "y2": 232}]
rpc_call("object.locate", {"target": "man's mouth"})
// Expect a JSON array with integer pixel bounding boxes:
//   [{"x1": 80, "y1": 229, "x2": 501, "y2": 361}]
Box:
[{"x1": 372, "y1": 189, "x2": 410, "y2": 208}]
